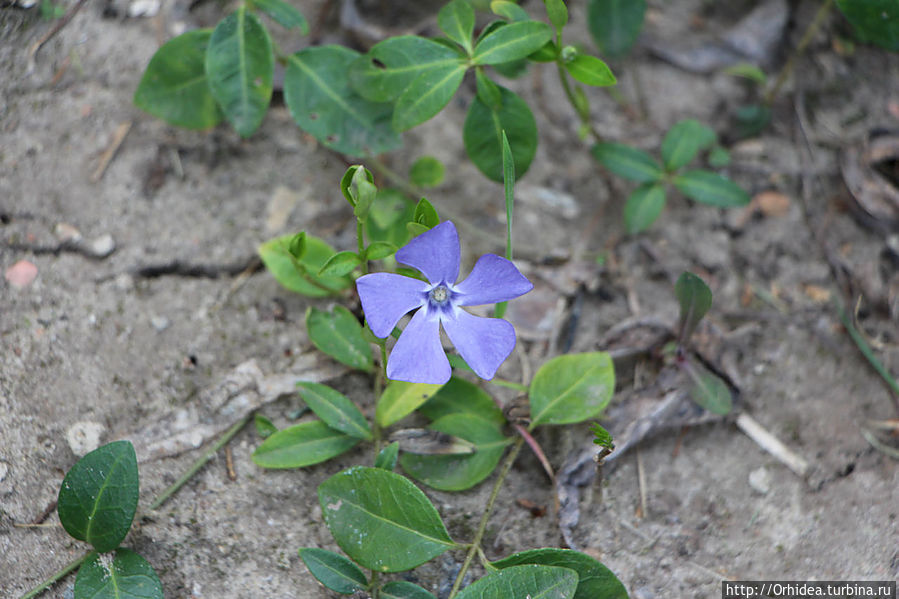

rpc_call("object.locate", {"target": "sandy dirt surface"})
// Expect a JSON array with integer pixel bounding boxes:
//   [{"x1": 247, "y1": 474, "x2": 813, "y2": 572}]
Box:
[{"x1": 2, "y1": 0, "x2": 898, "y2": 597}]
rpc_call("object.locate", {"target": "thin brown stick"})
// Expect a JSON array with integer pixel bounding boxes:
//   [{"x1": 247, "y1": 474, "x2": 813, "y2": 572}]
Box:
[
  {"x1": 224, "y1": 445, "x2": 237, "y2": 481},
  {"x1": 91, "y1": 122, "x2": 132, "y2": 183},
  {"x1": 26, "y1": 0, "x2": 89, "y2": 71}
]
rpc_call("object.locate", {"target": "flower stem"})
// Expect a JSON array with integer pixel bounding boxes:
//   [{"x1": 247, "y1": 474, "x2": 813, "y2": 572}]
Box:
[
  {"x1": 555, "y1": 60, "x2": 603, "y2": 142},
  {"x1": 448, "y1": 436, "x2": 524, "y2": 598},
  {"x1": 357, "y1": 219, "x2": 368, "y2": 275}
]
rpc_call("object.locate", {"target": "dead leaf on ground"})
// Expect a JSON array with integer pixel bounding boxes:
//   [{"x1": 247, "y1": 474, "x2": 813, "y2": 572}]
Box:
[{"x1": 840, "y1": 130, "x2": 899, "y2": 233}]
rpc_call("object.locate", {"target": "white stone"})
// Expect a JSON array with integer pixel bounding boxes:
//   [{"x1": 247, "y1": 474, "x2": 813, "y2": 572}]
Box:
[
  {"x1": 748, "y1": 466, "x2": 771, "y2": 495},
  {"x1": 66, "y1": 421, "x2": 106, "y2": 456}
]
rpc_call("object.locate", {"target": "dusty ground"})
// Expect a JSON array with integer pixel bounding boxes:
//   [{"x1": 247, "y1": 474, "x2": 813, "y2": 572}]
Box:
[{"x1": 2, "y1": 0, "x2": 898, "y2": 597}]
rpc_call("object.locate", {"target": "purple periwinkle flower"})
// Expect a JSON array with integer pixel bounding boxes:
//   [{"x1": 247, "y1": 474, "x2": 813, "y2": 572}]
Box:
[{"x1": 356, "y1": 221, "x2": 533, "y2": 385}]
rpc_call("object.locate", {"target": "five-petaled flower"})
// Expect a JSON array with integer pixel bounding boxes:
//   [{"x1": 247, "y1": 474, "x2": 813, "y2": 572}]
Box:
[{"x1": 356, "y1": 221, "x2": 533, "y2": 385}]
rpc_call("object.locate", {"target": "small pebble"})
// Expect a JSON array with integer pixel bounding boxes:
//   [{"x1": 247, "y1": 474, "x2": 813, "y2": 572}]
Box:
[
  {"x1": 748, "y1": 466, "x2": 771, "y2": 495},
  {"x1": 66, "y1": 421, "x2": 106, "y2": 456},
  {"x1": 128, "y1": 0, "x2": 160, "y2": 16},
  {"x1": 87, "y1": 234, "x2": 116, "y2": 258},
  {"x1": 5, "y1": 260, "x2": 38, "y2": 289},
  {"x1": 150, "y1": 315, "x2": 171, "y2": 332}
]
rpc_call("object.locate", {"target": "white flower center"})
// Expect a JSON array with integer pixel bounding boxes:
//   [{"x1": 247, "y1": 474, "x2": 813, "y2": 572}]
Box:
[{"x1": 430, "y1": 285, "x2": 449, "y2": 303}]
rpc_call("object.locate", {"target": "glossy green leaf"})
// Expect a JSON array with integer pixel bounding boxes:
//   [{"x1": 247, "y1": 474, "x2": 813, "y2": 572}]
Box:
[
  {"x1": 591, "y1": 142, "x2": 662, "y2": 183},
  {"x1": 836, "y1": 0, "x2": 899, "y2": 50},
  {"x1": 318, "y1": 466, "x2": 453, "y2": 572},
  {"x1": 686, "y1": 366, "x2": 732, "y2": 415},
  {"x1": 251, "y1": 0, "x2": 308, "y2": 32},
  {"x1": 412, "y1": 197, "x2": 441, "y2": 229},
  {"x1": 661, "y1": 119, "x2": 717, "y2": 172},
  {"x1": 205, "y1": 8, "x2": 273, "y2": 137},
  {"x1": 464, "y1": 86, "x2": 537, "y2": 182},
  {"x1": 455, "y1": 565, "x2": 578, "y2": 599},
  {"x1": 393, "y1": 63, "x2": 467, "y2": 131},
  {"x1": 587, "y1": 0, "x2": 646, "y2": 58},
  {"x1": 58, "y1": 441, "x2": 138, "y2": 553},
  {"x1": 133, "y1": 30, "x2": 222, "y2": 130},
  {"x1": 254, "y1": 413, "x2": 278, "y2": 438},
  {"x1": 288, "y1": 231, "x2": 306, "y2": 259},
  {"x1": 674, "y1": 271, "x2": 712, "y2": 341},
  {"x1": 400, "y1": 413, "x2": 512, "y2": 491},
  {"x1": 529, "y1": 40, "x2": 559, "y2": 62},
  {"x1": 364, "y1": 241, "x2": 398, "y2": 261},
  {"x1": 545, "y1": 0, "x2": 568, "y2": 30},
  {"x1": 376, "y1": 381, "x2": 443, "y2": 427},
  {"x1": 491, "y1": 1, "x2": 530, "y2": 22},
  {"x1": 472, "y1": 21, "x2": 554, "y2": 65},
  {"x1": 74, "y1": 549, "x2": 163, "y2": 599},
  {"x1": 564, "y1": 55, "x2": 616, "y2": 87},
  {"x1": 475, "y1": 68, "x2": 503, "y2": 109},
  {"x1": 418, "y1": 376, "x2": 504, "y2": 426},
  {"x1": 529, "y1": 352, "x2": 615, "y2": 428},
  {"x1": 410, "y1": 156, "x2": 446, "y2": 188},
  {"x1": 297, "y1": 382, "x2": 372, "y2": 441},
  {"x1": 374, "y1": 441, "x2": 400, "y2": 470},
  {"x1": 318, "y1": 251, "x2": 363, "y2": 277},
  {"x1": 298, "y1": 548, "x2": 367, "y2": 594},
  {"x1": 624, "y1": 183, "x2": 666, "y2": 234},
  {"x1": 589, "y1": 423, "x2": 614, "y2": 451},
  {"x1": 252, "y1": 420, "x2": 360, "y2": 468},
  {"x1": 306, "y1": 306, "x2": 373, "y2": 372},
  {"x1": 438, "y1": 0, "x2": 475, "y2": 53},
  {"x1": 492, "y1": 548, "x2": 629, "y2": 599},
  {"x1": 368, "y1": 189, "x2": 414, "y2": 247},
  {"x1": 350, "y1": 36, "x2": 464, "y2": 103},
  {"x1": 382, "y1": 580, "x2": 437, "y2": 599},
  {"x1": 258, "y1": 233, "x2": 351, "y2": 297},
  {"x1": 284, "y1": 46, "x2": 401, "y2": 156},
  {"x1": 340, "y1": 164, "x2": 375, "y2": 208},
  {"x1": 673, "y1": 170, "x2": 749, "y2": 207}
]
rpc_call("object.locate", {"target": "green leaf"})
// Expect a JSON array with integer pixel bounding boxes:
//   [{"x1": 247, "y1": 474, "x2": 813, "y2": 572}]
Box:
[
  {"x1": 734, "y1": 103, "x2": 771, "y2": 138},
  {"x1": 364, "y1": 241, "x2": 398, "y2": 261},
  {"x1": 673, "y1": 170, "x2": 749, "y2": 207},
  {"x1": 376, "y1": 381, "x2": 443, "y2": 427},
  {"x1": 589, "y1": 423, "x2": 614, "y2": 451},
  {"x1": 661, "y1": 119, "x2": 717, "y2": 172},
  {"x1": 306, "y1": 306, "x2": 373, "y2": 371},
  {"x1": 340, "y1": 165, "x2": 375, "y2": 208},
  {"x1": 350, "y1": 36, "x2": 465, "y2": 103},
  {"x1": 298, "y1": 548, "x2": 367, "y2": 594},
  {"x1": 133, "y1": 30, "x2": 222, "y2": 130},
  {"x1": 472, "y1": 21, "x2": 554, "y2": 65},
  {"x1": 836, "y1": 0, "x2": 899, "y2": 50},
  {"x1": 409, "y1": 156, "x2": 446, "y2": 188},
  {"x1": 284, "y1": 46, "x2": 401, "y2": 156},
  {"x1": 564, "y1": 54, "x2": 616, "y2": 87},
  {"x1": 251, "y1": 0, "x2": 308, "y2": 32},
  {"x1": 382, "y1": 580, "x2": 438, "y2": 599},
  {"x1": 455, "y1": 565, "x2": 578, "y2": 599},
  {"x1": 368, "y1": 189, "x2": 414, "y2": 248},
  {"x1": 74, "y1": 549, "x2": 163, "y2": 599},
  {"x1": 58, "y1": 441, "x2": 138, "y2": 553},
  {"x1": 674, "y1": 271, "x2": 712, "y2": 341},
  {"x1": 438, "y1": 0, "x2": 475, "y2": 54},
  {"x1": 464, "y1": 86, "x2": 537, "y2": 182},
  {"x1": 475, "y1": 68, "x2": 503, "y2": 110},
  {"x1": 722, "y1": 62, "x2": 767, "y2": 84},
  {"x1": 252, "y1": 420, "x2": 360, "y2": 468},
  {"x1": 492, "y1": 548, "x2": 629, "y2": 599},
  {"x1": 400, "y1": 414, "x2": 512, "y2": 491},
  {"x1": 374, "y1": 441, "x2": 400, "y2": 470},
  {"x1": 624, "y1": 183, "x2": 666, "y2": 234},
  {"x1": 258, "y1": 233, "x2": 351, "y2": 297},
  {"x1": 318, "y1": 466, "x2": 454, "y2": 572},
  {"x1": 529, "y1": 40, "x2": 560, "y2": 62},
  {"x1": 587, "y1": 0, "x2": 646, "y2": 58},
  {"x1": 418, "y1": 377, "x2": 505, "y2": 426},
  {"x1": 297, "y1": 382, "x2": 372, "y2": 441},
  {"x1": 288, "y1": 231, "x2": 306, "y2": 259},
  {"x1": 318, "y1": 251, "x2": 363, "y2": 277},
  {"x1": 590, "y1": 143, "x2": 662, "y2": 183},
  {"x1": 686, "y1": 366, "x2": 732, "y2": 415},
  {"x1": 393, "y1": 63, "x2": 467, "y2": 131},
  {"x1": 529, "y1": 352, "x2": 615, "y2": 428},
  {"x1": 412, "y1": 197, "x2": 441, "y2": 230},
  {"x1": 205, "y1": 8, "x2": 273, "y2": 137},
  {"x1": 545, "y1": 0, "x2": 568, "y2": 30},
  {"x1": 708, "y1": 146, "x2": 731, "y2": 168},
  {"x1": 491, "y1": 1, "x2": 530, "y2": 22},
  {"x1": 254, "y1": 413, "x2": 278, "y2": 438}
]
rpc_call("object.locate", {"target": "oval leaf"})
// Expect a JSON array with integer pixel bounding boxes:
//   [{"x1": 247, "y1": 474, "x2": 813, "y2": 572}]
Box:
[
  {"x1": 472, "y1": 20, "x2": 554, "y2": 65},
  {"x1": 545, "y1": 0, "x2": 569, "y2": 30},
  {"x1": 284, "y1": 45, "x2": 401, "y2": 156},
  {"x1": 587, "y1": 0, "x2": 646, "y2": 58},
  {"x1": 591, "y1": 142, "x2": 662, "y2": 183},
  {"x1": 374, "y1": 441, "x2": 400, "y2": 470},
  {"x1": 376, "y1": 380, "x2": 443, "y2": 428},
  {"x1": 455, "y1": 564, "x2": 578, "y2": 599},
  {"x1": 661, "y1": 119, "x2": 716, "y2": 172},
  {"x1": 418, "y1": 376, "x2": 504, "y2": 426},
  {"x1": 251, "y1": 0, "x2": 308, "y2": 32},
  {"x1": 687, "y1": 367, "x2": 732, "y2": 415},
  {"x1": 364, "y1": 241, "x2": 398, "y2": 261},
  {"x1": 306, "y1": 305, "x2": 373, "y2": 372},
  {"x1": 624, "y1": 183, "x2": 666, "y2": 234},
  {"x1": 464, "y1": 86, "x2": 537, "y2": 182},
  {"x1": 492, "y1": 548, "x2": 629, "y2": 599},
  {"x1": 297, "y1": 382, "x2": 372, "y2": 440},
  {"x1": 252, "y1": 420, "x2": 360, "y2": 468},
  {"x1": 836, "y1": 0, "x2": 899, "y2": 50},
  {"x1": 529, "y1": 352, "x2": 615, "y2": 428},
  {"x1": 564, "y1": 55, "x2": 616, "y2": 87},
  {"x1": 318, "y1": 466, "x2": 453, "y2": 572},
  {"x1": 382, "y1": 580, "x2": 437, "y2": 599},
  {"x1": 58, "y1": 441, "x2": 139, "y2": 553},
  {"x1": 134, "y1": 30, "x2": 222, "y2": 130},
  {"x1": 674, "y1": 271, "x2": 712, "y2": 341},
  {"x1": 318, "y1": 251, "x2": 363, "y2": 277},
  {"x1": 74, "y1": 549, "x2": 163, "y2": 599},
  {"x1": 393, "y1": 63, "x2": 467, "y2": 131},
  {"x1": 205, "y1": 8, "x2": 273, "y2": 137},
  {"x1": 438, "y1": 0, "x2": 475, "y2": 53},
  {"x1": 673, "y1": 170, "x2": 749, "y2": 207},
  {"x1": 258, "y1": 233, "x2": 351, "y2": 297},
  {"x1": 298, "y1": 548, "x2": 368, "y2": 594},
  {"x1": 409, "y1": 156, "x2": 446, "y2": 188}
]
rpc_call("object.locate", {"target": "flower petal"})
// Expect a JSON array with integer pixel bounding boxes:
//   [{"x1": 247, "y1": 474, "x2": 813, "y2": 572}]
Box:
[
  {"x1": 454, "y1": 254, "x2": 534, "y2": 306},
  {"x1": 356, "y1": 273, "x2": 428, "y2": 338},
  {"x1": 442, "y1": 310, "x2": 515, "y2": 381},
  {"x1": 396, "y1": 221, "x2": 460, "y2": 284},
  {"x1": 387, "y1": 308, "x2": 451, "y2": 384}
]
